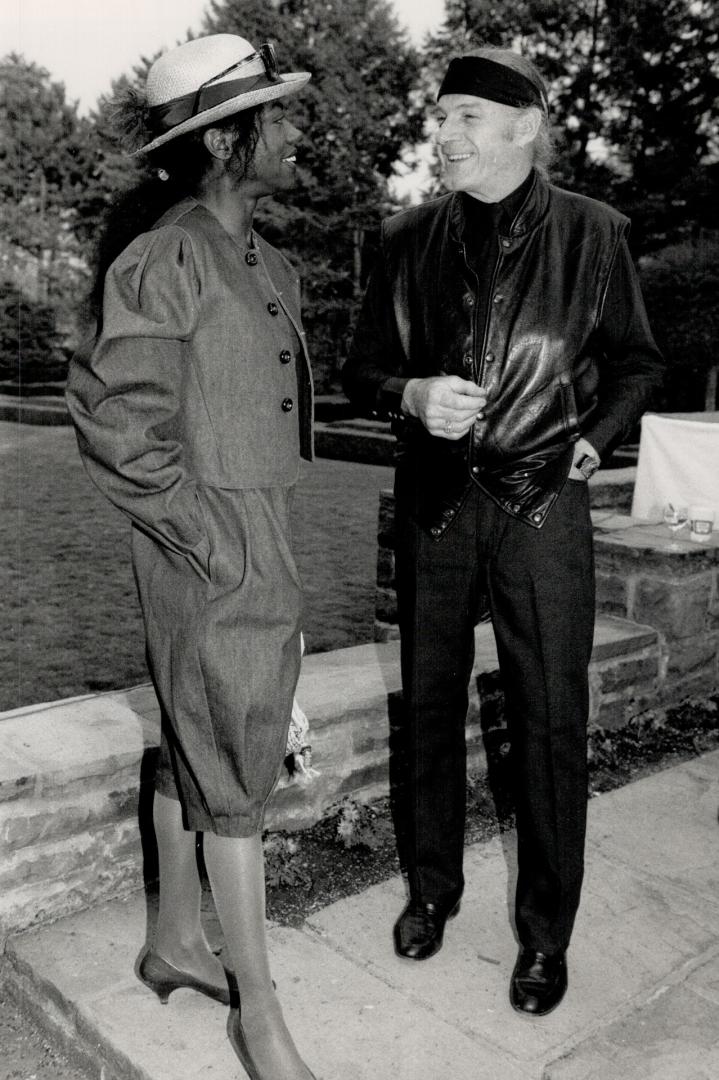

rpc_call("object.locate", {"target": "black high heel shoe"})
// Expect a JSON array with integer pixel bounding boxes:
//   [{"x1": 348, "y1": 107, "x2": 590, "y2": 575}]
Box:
[
  {"x1": 139, "y1": 949, "x2": 231, "y2": 1005},
  {"x1": 227, "y1": 1009, "x2": 317, "y2": 1080}
]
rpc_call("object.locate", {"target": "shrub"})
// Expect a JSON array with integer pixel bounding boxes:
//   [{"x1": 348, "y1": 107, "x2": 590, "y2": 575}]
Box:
[
  {"x1": 262, "y1": 833, "x2": 312, "y2": 889},
  {"x1": 0, "y1": 283, "x2": 68, "y2": 383},
  {"x1": 640, "y1": 237, "x2": 719, "y2": 411},
  {"x1": 333, "y1": 797, "x2": 394, "y2": 850}
]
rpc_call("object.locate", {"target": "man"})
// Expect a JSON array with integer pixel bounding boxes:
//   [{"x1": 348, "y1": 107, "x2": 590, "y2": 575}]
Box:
[{"x1": 342, "y1": 47, "x2": 664, "y2": 1016}]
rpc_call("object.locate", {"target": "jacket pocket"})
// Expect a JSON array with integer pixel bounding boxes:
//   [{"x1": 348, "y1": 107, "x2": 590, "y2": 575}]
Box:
[{"x1": 189, "y1": 487, "x2": 212, "y2": 583}]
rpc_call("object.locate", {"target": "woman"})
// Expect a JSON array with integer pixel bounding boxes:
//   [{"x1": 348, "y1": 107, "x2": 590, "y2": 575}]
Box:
[{"x1": 66, "y1": 33, "x2": 317, "y2": 1080}]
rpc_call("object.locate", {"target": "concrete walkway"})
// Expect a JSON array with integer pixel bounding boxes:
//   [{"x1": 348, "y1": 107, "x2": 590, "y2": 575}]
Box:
[{"x1": 4, "y1": 751, "x2": 719, "y2": 1080}]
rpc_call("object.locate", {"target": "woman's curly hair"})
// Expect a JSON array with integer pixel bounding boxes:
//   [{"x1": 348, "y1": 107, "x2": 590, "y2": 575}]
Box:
[{"x1": 87, "y1": 83, "x2": 262, "y2": 322}]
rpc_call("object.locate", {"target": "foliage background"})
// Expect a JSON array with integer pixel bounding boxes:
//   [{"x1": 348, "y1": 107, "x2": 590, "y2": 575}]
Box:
[{"x1": 1, "y1": 0, "x2": 719, "y2": 400}]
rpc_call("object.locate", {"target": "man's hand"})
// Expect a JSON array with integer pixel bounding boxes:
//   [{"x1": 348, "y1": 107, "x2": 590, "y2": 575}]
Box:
[
  {"x1": 569, "y1": 437, "x2": 601, "y2": 480},
  {"x1": 402, "y1": 375, "x2": 487, "y2": 440}
]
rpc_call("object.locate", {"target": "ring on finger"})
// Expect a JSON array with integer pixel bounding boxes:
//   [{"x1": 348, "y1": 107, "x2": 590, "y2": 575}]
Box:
[{"x1": 444, "y1": 419, "x2": 453, "y2": 434}]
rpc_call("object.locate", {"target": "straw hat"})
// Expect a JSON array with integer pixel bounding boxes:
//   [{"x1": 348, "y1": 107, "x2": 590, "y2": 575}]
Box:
[{"x1": 136, "y1": 34, "x2": 311, "y2": 155}]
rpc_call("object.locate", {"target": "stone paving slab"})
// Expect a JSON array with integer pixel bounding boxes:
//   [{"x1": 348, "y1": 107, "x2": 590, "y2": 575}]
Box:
[
  {"x1": 545, "y1": 948, "x2": 719, "y2": 1080},
  {"x1": 584, "y1": 752, "x2": 719, "y2": 913},
  {"x1": 307, "y1": 753, "x2": 719, "y2": 1073},
  {"x1": 4, "y1": 751, "x2": 719, "y2": 1080},
  {"x1": 5, "y1": 892, "x2": 526, "y2": 1080}
]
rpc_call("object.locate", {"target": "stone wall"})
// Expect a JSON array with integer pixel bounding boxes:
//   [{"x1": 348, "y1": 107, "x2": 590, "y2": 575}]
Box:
[
  {"x1": 594, "y1": 520, "x2": 719, "y2": 705},
  {"x1": 0, "y1": 612, "x2": 663, "y2": 936}
]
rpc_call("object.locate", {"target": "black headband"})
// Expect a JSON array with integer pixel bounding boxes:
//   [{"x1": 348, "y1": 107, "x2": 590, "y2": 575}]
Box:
[{"x1": 438, "y1": 56, "x2": 547, "y2": 112}]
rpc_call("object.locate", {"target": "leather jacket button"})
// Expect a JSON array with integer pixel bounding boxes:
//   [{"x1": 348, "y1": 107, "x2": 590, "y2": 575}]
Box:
[
  {"x1": 463, "y1": 352, "x2": 473, "y2": 368},
  {"x1": 471, "y1": 465, "x2": 480, "y2": 475},
  {"x1": 532, "y1": 512, "x2": 542, "y2": 523},
  {"x1": 466, "y1": 296, "x2": 475, "y2": 306},
  {"x1": 281, "y1": 397, "x2": 294, "y2": 412},
  {"x1": 485, "y1": 351, "x2": 495, "y2": 363},
  {"x1": 501, "y1": 238, "x2": 511, "y2": 248},
  {"x1": 267, "y1": 302, "x2": 279, "y2": 316},
  {"x1": 279, "y1": 349, "x2": 292, "y2": 364},
  {"x1": 492, "y1": 293, "x2": 503, "y2": 304},
  {"x1": 245, "y1": 251, "x2": 258, "y2": 265}
]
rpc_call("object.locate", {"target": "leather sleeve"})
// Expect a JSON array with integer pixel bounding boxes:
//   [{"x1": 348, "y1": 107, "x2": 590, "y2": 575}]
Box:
[{"x1": 581, "y1": 236, "x2": 666, "y2": 461}]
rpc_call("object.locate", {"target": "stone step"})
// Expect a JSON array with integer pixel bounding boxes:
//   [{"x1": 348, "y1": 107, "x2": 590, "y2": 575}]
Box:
[{"x1": 0, "y1": 616, "x2": 660, "y2": 936}]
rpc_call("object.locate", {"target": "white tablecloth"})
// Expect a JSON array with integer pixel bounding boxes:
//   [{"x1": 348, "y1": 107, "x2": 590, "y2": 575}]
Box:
[{"x1": 631, "y1": 412, "x2": 719, "y2": 522}]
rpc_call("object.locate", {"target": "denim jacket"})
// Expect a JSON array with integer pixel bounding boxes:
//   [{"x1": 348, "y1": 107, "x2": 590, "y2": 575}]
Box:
[{"x1": 67, "y1": 198, "x2": 313, "y2": 561}]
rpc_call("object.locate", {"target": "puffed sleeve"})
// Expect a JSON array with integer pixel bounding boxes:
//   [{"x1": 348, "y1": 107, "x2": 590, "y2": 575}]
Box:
[{"x1": 66, "y1": 225, "x2": 210, "y2": 576}]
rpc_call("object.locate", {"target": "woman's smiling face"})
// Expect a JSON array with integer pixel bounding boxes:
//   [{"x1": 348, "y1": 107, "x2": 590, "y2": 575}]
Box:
[{"x1": 238, "y1": 101, "x2": 302, "y2": 196}]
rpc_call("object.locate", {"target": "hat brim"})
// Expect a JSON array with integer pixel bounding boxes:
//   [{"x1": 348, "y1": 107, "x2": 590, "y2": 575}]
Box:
[{"x1": 135, "y1": 72, "x2": 311, "y2": 156}]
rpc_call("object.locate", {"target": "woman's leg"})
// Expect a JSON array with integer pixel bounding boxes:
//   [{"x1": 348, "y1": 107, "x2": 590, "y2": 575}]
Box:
[
  {"x1": 203, "y1": 831, "x2": 313, "y2": 1080},
  {"x1": 151, "y1": 791, "x2": 227, "y2": 987}
]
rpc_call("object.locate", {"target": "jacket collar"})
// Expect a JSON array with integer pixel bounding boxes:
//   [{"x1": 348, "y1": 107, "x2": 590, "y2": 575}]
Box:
[{"x1": 448, "y1": 168, "x2": 550, "y2": 243}]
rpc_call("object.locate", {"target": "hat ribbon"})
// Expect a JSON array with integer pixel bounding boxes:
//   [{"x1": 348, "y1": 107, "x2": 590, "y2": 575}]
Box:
[{"x1": 149, "y1": 72, "x2": 280, "y2": 136}]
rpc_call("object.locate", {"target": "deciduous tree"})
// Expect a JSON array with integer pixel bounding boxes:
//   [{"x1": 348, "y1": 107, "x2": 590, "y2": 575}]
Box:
[{"x1": 0, "y1": 54, "x2": 93, "y2": 308}]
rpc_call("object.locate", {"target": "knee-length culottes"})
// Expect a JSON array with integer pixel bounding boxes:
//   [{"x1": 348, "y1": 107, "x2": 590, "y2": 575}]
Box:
[{"x1": 132, "y1": 484, "x2": 303, "y2": 837}]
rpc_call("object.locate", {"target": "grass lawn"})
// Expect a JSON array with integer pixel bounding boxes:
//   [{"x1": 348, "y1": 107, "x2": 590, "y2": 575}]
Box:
[{"x1": 0, "y1": 422, "x2": 393, "y2": 713}]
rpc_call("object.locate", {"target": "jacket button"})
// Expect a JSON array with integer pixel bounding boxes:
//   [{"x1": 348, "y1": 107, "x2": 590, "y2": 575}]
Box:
[
  {"x1": 471, "y1": 465, "x2": 480, "y2": 475},
  {"x1": 501, "y1": 238, "x2": 511, "y2": 248},
  {"x1": 485, "y1": 351, "x2": 495, "y2": 363},
  {"x1": 492, "y1": 293, "x2": 503, "y2": 304},
  {"x1": 463, "y1": 353, "x2": 473, "y2": 368},
  {"x1": 279, "y1": 349, "x2": 292, "y2": 364},
  {"x1": 466, "y1": 295, "x2": 475, "y2": 306},
  {"x1": 267, "y1": 302, "x2": 279, "y2": 316},
  {"x1": 281, "y1": 397, "x2": 294, "y2": 412},
  {"x1": 533, "y1": 513, "x2": 542, "y2": 523},
  {"x1": 245, "y1": 251, "x2": 258, "y2": 265}
]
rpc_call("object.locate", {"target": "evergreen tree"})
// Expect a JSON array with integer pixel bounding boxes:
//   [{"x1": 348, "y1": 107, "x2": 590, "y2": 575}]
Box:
[{"x1": 424, "y1": 0, "x2": 719, "y2": 251}]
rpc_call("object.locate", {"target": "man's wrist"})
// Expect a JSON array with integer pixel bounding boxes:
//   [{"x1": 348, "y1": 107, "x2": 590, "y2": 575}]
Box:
[
  {"x1": 575, "y1": 452, "x2": 600, "y2": 480},
  {"x1": 401, "y1": 378, "x2": 420, "y2": 417}
]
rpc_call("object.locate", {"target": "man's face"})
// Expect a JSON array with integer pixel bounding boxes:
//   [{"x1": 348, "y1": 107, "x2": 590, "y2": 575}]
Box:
[
  {"x1": 237, "y1": 102, "x2": 302, "y2": 195},
  {"x1": 434, "y1": 93, "x2": 525, "y2": 201}
]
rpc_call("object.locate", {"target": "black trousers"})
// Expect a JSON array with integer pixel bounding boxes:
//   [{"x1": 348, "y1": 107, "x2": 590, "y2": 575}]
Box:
[{"x1": 394, "y1": 472, "x2": 595, "y2": 955}]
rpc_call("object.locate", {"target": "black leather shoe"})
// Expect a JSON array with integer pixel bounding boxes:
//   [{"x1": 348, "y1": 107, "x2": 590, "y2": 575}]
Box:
[
  {"x1": 510, "y1": 948, "x2": 567, "y2": 1016},
  {"x1": 393, "y1": 896, "x2": 461, "y2": 960}
]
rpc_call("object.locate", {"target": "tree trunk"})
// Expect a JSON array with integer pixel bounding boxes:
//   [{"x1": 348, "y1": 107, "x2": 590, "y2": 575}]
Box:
[
  {"x1": 352, "y1": 226, "x2": 364, "y2": 301},
  {"x1": 705, "y1": 365, "x2": 718, "y2": 411}
]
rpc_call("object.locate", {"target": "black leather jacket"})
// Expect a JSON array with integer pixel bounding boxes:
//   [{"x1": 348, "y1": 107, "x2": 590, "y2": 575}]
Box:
[{"x1": 344, "y1": 171, "x2": 665, "y2": 535}]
